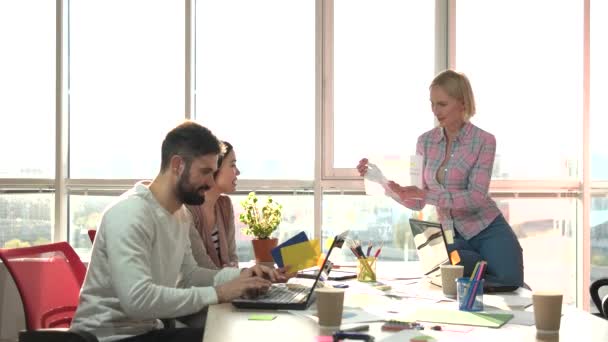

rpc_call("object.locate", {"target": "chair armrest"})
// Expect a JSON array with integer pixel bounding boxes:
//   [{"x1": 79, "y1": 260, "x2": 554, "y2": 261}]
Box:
[
  {"x1": 19, "y1": 328, "x2": 98, "y2": 342},
  {"x1": 40, "y1": 305, "x2": 77, "y2": 328}
]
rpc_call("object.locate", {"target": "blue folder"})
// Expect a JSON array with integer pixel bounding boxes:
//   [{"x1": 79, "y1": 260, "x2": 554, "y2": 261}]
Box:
[{"x1": 271, "y1": 231, "x2": 309, "y2": 268}]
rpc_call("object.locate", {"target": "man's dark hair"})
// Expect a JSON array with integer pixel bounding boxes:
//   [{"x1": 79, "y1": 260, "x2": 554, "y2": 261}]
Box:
[{"x1": 160, "y1": 121, "x2": 222, "y2": 171}]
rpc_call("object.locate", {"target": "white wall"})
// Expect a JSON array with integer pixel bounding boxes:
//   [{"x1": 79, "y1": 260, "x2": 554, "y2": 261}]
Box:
[{"x1": 0, "y1": 264, "x2": 26, "y2": 341}]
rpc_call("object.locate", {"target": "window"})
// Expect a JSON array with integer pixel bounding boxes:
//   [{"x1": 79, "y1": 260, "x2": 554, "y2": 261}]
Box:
[
  {"x1": 0, "y1": 1, "x2": 55, "y2": 178},
  {"x1": 0, "y1": 2, "x2": 598, "y2": 309},
  {"x1": 591, "y1": 0, "x2": 608, "y2": 181},
  {"x1": 322, "y1": 193, "x2": 436, "y2": 262},
  {"x1": 500, "y1": 197, "x2": 577, "y2": 304},
  {"x1": 332, "y1": 0, "x2": 435, "y2": 170},
  {"x1": 591, "y1": 196, "x2": 608, "y2": 312},
  {"x1": 69, "y1": 195, "x2": 116, "y2": 254},
  {"x1": 68, "y1": 193, "x2": 314, "y2": 262},
  {"x1": 591, "y1": 197, "x2": 608, "y2": 280},
  {"x1": 456, "y1": 0, "x2": 583, "y2": 180},
  {"x1": 0, "y1": 194, "x2": 53, "y2": 248},
  {"x1": 69, "y1": 0, "x2": 185, "y2": 179},
  {"x1": 195, "y1": 0, "x2": 315, "y2": 180}
]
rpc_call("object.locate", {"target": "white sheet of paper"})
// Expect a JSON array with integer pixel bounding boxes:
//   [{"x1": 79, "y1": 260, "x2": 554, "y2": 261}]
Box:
[
  {"x1": 288, "y1": 306, "x2": 384, "y2": 325},
  {"x1": 364, "y1": 162, "x2": 400, "y2": 200},
  {"x1": 483, "y1": 291, "x2": 533, "y2": 309},
  {"x1": 363, "y1": 156, "x2": 422, "y2": 200}
]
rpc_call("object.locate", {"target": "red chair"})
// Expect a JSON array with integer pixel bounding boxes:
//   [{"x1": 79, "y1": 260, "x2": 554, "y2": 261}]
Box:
[
  {"x1": 0, "y1": 242, "x2": 97, "y2": 342},
  {"x1": 87, "y1": 230, "x2": 96, "y2": 244}
]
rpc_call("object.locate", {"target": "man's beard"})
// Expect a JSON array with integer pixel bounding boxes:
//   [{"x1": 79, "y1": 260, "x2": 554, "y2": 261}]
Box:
[{"x1": 176, "y1": 169, "x2": 209, "y2": 205}]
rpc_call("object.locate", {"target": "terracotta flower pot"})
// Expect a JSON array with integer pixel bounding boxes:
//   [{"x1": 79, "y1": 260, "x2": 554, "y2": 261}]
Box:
[{"x1": 251, "y1": 238, "x2": 278, "y2": 263}]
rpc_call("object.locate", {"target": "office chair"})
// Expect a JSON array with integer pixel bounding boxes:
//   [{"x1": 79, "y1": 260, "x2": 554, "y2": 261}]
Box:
[
  {"x1": 87, "y1": 230, "x2": 96, "y2": 244},
  {"x1": 0, "y1": 242, "x2": 98, "y2": 342},
  {"x1": 590, "y1": 278, "x2": 608, "y2": 319}
]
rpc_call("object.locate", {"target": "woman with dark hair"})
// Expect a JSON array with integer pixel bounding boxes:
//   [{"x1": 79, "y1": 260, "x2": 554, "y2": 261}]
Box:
[{"x1": 187, "y1": 141, "x2": 240, "y2": 269}]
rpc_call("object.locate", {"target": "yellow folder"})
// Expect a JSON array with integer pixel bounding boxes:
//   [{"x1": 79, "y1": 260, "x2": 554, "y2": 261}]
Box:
[{"x1": 280, "y1": 239, "x2": 321, "y2": 272}]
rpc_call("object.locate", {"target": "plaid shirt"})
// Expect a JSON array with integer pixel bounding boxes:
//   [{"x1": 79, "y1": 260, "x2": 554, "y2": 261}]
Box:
[{"x1": 404, "y1": 122, "x2": 501, "y2": 239}]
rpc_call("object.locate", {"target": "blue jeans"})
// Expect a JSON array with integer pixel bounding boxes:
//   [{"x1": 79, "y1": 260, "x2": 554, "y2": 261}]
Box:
[{"x1": 447, "y1": 214, "x2": 524, "y2": 287}]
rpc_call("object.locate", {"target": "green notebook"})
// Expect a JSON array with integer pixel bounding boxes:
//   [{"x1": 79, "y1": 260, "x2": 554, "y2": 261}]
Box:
[{"x1": 407, "y1": 308, "x2": 514, "y2": 328}]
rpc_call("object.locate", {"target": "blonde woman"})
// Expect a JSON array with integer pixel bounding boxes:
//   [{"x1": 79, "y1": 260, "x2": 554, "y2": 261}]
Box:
[{"x1": 357, "y1": 70, "x2": 524, "y2": 289}]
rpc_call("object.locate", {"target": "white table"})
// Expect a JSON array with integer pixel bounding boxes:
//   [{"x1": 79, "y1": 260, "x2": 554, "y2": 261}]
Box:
[{"x1": 203, "y1": 264, "x2": 608, "y2": 341}]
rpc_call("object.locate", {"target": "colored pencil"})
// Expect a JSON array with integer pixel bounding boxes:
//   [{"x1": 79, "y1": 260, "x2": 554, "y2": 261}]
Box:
[
  {"x1": 465, "y1": 261, "x2": 487, "y2": 310},
  {"x1": 461, "y1": 261, "x2": 481, "y2": 309},
  {"x1": 373, "y1": 242, "x2": 384, "y2": 258}
]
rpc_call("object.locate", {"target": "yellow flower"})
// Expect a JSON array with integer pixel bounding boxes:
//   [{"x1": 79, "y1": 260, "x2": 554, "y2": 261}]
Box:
[{"x1": 239, "y1": 192, "x2": 283, "y2": 239}]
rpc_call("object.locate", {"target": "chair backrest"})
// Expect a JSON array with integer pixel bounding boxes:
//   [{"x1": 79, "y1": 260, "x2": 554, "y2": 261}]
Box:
[
  {"x1": 0, "y1": 242, "x2": 86, "y2": 330},
  {"x1": 591, "y1": 278, "x2": 608, "y2": 319},
  {"x1": 87, "y1": 230, "x2": 97, "y2": 244}
]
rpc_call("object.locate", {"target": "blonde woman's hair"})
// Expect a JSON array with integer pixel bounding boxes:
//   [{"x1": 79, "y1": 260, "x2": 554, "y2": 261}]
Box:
[{"x1": 430, "y1": 70, "x2": 476, "y2": 120}]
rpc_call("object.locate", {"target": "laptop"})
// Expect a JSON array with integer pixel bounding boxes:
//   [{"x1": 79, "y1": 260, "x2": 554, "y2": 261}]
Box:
[
  {"x1": 408, "y1": 219, "x2": 452, "y2": 287},
  {"x1": 409, "y1": 219, "x2": 520, "y2": 292},
  {"x1": 232, "y1": 231, "x2": 348, "y2": 310}
]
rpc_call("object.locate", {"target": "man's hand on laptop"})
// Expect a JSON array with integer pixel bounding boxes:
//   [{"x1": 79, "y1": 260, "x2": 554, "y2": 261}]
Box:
[
  {"x1": 215, "y1": 276, "x2": 272, "y2": 303},
  {"x1": 241, "y1": 264, "x2": 288, "y2": 283},
  {"x1": 277, "y1": 266, "x2": 295, "y2": 281}
]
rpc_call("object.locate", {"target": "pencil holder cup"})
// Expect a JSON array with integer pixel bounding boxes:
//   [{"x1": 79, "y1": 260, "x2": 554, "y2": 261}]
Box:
[
  {"x1": 456, "y1": 277, "x2": 484, "y2": 312},
  {"x1": 356, "y1": 257, "x2": 376, "y2": 282}
]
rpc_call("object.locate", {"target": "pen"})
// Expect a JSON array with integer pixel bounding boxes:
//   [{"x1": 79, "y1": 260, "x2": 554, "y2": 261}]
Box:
[
  {"x1": 355, "y1": 245, "x2": 367, "y2": 258},
  {"x1": 347, "y1": 240, "x2": 376, "y2": 278},
  {"x1": 373, "y1": 242, "x2": 384, "y2": 258},
  {"x1": 340, "y1": 324, "x2": 370, "y2": 332},
  {"x1": 366, "y1": 242, "x2": 373, "y2": 257},
  {"x1": 332, "y1": 264, "x2": 357, "y2": 269},
  {"x1": 332, "y1": 331, "x2": 375, "y2": 342}
]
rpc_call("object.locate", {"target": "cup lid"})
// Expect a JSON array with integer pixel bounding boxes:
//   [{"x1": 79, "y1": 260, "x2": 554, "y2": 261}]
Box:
[{"x1": 315, "y1": 287, "x2": 345, "y2": 293}]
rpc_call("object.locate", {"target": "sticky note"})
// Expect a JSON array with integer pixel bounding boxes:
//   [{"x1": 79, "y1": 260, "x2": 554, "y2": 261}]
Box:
[
  {"x1": 444, "y1": 229, "x2": 454, "y2": 244},
  {"x1": 324, "y1": 237, "x2": 334, "y2": 250},
  {"x1": 281, "y1": 239, "x2": 321, "y2": 272},
  {"x1": 317, "y1": 253, "x2": 326, "y2": 268},
  {"x1": 375, "y1": 284, "x2": 392, "y2": 291},
  {"x1": 248, "y1": 314, "x2": 277, "y2": 321},
  {"x1": 450, "y1": 250, "x2": 461, "y2": 265}
]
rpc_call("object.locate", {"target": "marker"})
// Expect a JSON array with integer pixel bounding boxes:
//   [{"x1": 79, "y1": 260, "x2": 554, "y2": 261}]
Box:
[
  {"x1": 332, "y1": 331, "x2": 375, "y2": 342},
  {"x1": 373, "y1": 242, "x2": 384, "y2": 258},
  {"x1": 340, "y1": 324, "x2": 370, "y2": 332}
]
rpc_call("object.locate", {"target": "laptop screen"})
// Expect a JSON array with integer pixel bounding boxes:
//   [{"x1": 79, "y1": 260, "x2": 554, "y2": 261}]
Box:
[
  {"x1": 300, "y1": 230, "x2": 349, "y2": 289},
  {"x1": 409, "y1": 219, "x2": 451, "y2": 276}
]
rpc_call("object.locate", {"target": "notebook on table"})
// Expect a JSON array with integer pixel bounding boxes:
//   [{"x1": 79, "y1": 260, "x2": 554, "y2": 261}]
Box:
[{"x1": 231, "y1": 231, "x2": 348, "y2": 310}]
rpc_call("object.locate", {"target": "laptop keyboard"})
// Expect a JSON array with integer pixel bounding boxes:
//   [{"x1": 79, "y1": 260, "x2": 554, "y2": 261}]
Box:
[{"x1": 255, "y1": 285, "x2": 308, "y2": 303}]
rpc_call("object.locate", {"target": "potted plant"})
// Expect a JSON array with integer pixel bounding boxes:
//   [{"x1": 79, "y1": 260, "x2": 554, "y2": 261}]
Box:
[{"x1": 239, "y1": 192, "x2": 283, "y2": 263}]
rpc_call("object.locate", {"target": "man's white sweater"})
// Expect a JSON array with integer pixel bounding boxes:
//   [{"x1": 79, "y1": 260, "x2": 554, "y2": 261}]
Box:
[{"x1": 71, "y1": 181, "x2": 240, "y2": 341}]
